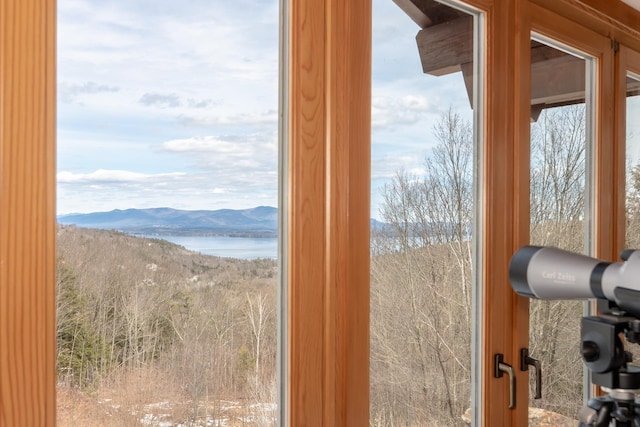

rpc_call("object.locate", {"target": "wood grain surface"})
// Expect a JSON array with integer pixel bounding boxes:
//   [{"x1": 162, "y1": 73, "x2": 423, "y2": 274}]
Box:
[
  {"x1": 0, "y1": 0, "x2": 638, "y2": 425},
  {"x1": 0, "y1": 0, "x2": 56, "y2": 426},
  {"x1": 287, "y1": 0, "x2": 371, "y2": 425}
]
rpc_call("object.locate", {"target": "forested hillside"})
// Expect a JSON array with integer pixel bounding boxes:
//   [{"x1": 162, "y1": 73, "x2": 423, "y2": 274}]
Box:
[
  {"x1": 56, "y1": 225, "x2": 277, "y2": 426},
  {"x1": 56, "y1": 106, "x2": 597, "y2": 427}
]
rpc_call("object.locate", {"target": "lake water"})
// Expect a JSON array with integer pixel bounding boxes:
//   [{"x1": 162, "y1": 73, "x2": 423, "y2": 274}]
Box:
[{"x1": 146, "y1": 235, "x2": 278, "y2": 259}]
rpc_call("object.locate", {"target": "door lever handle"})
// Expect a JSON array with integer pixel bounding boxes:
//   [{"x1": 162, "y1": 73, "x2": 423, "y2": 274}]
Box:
[
  {"x1": 521, "y1": 348, "x2": 542, "y2": 399},
  {"x1": 494, "y1": 354, "x2": 516, "y2": 409}
]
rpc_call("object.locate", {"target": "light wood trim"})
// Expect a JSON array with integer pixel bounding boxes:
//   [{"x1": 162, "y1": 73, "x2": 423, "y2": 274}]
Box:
[
  {"x1": 480, "y1": 0, "x2": 529, "y2": 423},
  {"x1": 287, "y1": 0, "x2": 325, "y2": 422},
  {"x1": 513, "y1": 1, "x2": 534, "y2": 425},
  {"x1": 532, "y1": 0, "x2": 640, "y2": 53},
  {"x1": 578, "y1": 0, "x2": 640, "y2": 33},
  {"x1": 615, "y1": 46, "x2": 627, "y2": 257},
  {"x1": 0, "y1": 0, "x2": 57, "y2": 426},
  {"x1": 287, "y1": 0, "x2": 371, "y2": 425},
  {"x1": 596, "y1": 37, "x2": 618, "y2": 263},
  {"x1": 325, "y1": 1, "x2": 371, "y2": 424}
]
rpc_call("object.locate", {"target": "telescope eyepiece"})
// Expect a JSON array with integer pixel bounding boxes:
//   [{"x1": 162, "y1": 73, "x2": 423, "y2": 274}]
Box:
[{"x1": 581, "y1": 341, "x2": 599, "y2": 363}]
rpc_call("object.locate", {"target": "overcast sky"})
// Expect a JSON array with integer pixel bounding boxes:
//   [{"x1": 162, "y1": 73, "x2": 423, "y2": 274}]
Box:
[{"x1": 57, "y1": 0, "x2": 470, "y2": 216}]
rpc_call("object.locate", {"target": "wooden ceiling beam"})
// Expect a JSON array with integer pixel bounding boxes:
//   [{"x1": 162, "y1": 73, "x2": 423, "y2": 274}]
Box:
[
  {"x1": 417, "y1": 23, "x2": 589, "y2": 118},
  {"x1": 416, "y1": 15, "x2": 474, "y2": 76},
  {"x1": 392, "y1": 0, "x2": 433, "y2": 28},
  {"x1": 531, "y1": 54, "x2": 585, "y2": 107},
  {"x1": 393, "y1": 0, "x2": 466, "y2": 28}
]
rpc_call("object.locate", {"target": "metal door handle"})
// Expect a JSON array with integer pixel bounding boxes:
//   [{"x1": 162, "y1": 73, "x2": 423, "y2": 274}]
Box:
[
  {"x1": 494, "y1": 353, "x2": 516, "y2": 409},
  {"x1": 521, "y1": 348, "x2": 542, "y2": 399}
]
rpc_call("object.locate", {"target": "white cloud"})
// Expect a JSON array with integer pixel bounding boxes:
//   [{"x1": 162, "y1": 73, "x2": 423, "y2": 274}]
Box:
[
  {"x1": 187, "y1": 98, "x2": 216, "y2": 109},
  {"x1": 56, "y1": 0, "x2": 281, "y2": 214},
  {"x1": 371, "y1": 155, "x2": 427, "y2": 181},
  {"x1": 56, "y1": 167, "x2": 278, "y2": 214},
  {"x1": 57, "y1": 169, "x2": 187, "y2": 184},
  {"x1": 57, "y1": 132, "x2": 279, "y2": 214},
  {"x1": 56, "y1": 0, "x2": 473, "y2": 217},
  {"x1": 161, "y1": 134, "x2": 277, "y2": 177},
  {"x1": 178, "y1": 110, "x2": 278, "y2": 128},
  {"x1": 59, "y1": 81, "x2": 120, "y2": 104},
  {"x1": 138, "y1": 93, "x2": 182, "y2": 108},
  {"x1": 371, "y1": 94, "x2": 438, "y2": 128},
  {"x1": 57, "y1": 0, "x2": 278, "y2": 124},
  {"x1": 163, "y1": 134, "x2": 276, "y2": 155}
]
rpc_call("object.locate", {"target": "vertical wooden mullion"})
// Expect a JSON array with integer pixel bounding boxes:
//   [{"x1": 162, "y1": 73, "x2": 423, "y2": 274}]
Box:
[
  {"x1": 325, "y1": 0, "x2": 371, "y2": 425},
  {"x1": 288, "y1": 0, "x2": 326, "y2": 424},
  {"x1": 594, "y1": 39, "x2": 617, "y2": 262},
  {"x1": 288, "y1": 0, "x2": 370, "y2": 425},
  {"x1": 324, "y1": 1, "x2": 338, "y2": 422},
  {"x1": 616, "y1": 47, "x2": 628, "y2": 261},
  {"x1": 482, "y1": 0, "x2": 528, "y2": 424},
  {"x1": 0, "y1": 0, "x2": 56, "y2": 426},
  {"x1": 512, "y1": 0, "x2": 533, "y2": 425}
]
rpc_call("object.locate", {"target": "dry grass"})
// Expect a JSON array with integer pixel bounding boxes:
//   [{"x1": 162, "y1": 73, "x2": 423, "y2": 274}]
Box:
[
  {"x1": 58, "y1": 366, "x2": 187, "y2": 426},
  {"x1": 57, "y1": 365, "x2": 277, "y2": 427},
  {"x1": 57, "y1": 385, "x2": 134, "y2": 427}
]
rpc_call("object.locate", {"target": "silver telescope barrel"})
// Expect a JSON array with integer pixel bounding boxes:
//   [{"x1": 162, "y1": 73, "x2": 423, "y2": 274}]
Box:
[
  {"x1": 509, "y1": 246, "x2": 610, "y2": 300},
  {"x1": 508, "y1": 245, "x2": 640, "y2": 318}
]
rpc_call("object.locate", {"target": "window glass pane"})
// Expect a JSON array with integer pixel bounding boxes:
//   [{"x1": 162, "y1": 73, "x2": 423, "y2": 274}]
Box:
[
  {"x1": 625, "y1": 72, "x2": 640, "y2": 248},
  {"x1": 56, "y1": 2, "x2": 280, "y2": 425},
  {"x1": 528, "y1": 36, "x2": 592, "y2": 422},
  {"x1": 624, "y1": 71, "x2": 640, "y2": 378},
  {"x1": 370, "y1": 1, "x2": 482, "y2": 425}
]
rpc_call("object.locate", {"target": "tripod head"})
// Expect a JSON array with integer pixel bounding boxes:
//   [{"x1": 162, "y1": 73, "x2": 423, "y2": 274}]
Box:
[
  {"x1": 507, "y1": 246, "x2": 640, "y2": 425},
  {"x1": 579, "y1": 312, "x2": 640, "y2": 426}
]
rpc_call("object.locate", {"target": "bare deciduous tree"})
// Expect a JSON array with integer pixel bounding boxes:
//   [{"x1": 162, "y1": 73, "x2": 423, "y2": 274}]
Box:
[
  {"x1": 371, "y1": 104, "x2": 589, "y2": 425},
  {"x1": 371, "y1": 108, "x2": 473, "y2": 426},
  {"x1": 529, "y1": 105, "x2": 587, "y2": 416}
]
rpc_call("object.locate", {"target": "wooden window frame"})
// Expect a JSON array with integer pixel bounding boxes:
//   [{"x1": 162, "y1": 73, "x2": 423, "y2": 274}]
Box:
[{"x1": 3, "y1": 0, "x2": 640, "y2": 426}]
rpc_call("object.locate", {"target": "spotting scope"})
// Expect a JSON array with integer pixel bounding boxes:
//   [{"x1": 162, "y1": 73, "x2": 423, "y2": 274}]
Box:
[{"x1": 509, "y1": 246, "x2": 640, "y2": 318}]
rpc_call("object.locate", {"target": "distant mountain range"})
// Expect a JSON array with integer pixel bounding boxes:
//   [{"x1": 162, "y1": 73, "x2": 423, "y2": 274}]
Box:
[
  {"x1": 58, "y1": 206, "x2": 389, "y2": 238},
  {"x1": 57, "y1": 206, "x2": 278, "y2": 237}
]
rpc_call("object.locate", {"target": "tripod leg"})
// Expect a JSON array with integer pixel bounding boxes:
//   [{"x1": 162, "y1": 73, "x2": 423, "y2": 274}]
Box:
[
  {"x1": 578, "y1": 398, "x2": 613, "y2": 427},
  {"x1": 594, "y1": 403, "x2": 611, "y2": 427},
  {"x1": 578, "y1": 406, "x2": 598, "y2": 426}
]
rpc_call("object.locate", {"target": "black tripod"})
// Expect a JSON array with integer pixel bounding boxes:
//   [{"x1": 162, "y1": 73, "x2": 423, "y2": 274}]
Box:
[{"x1": 578, "y1": 314, "x2": 640, "y2": 426}]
